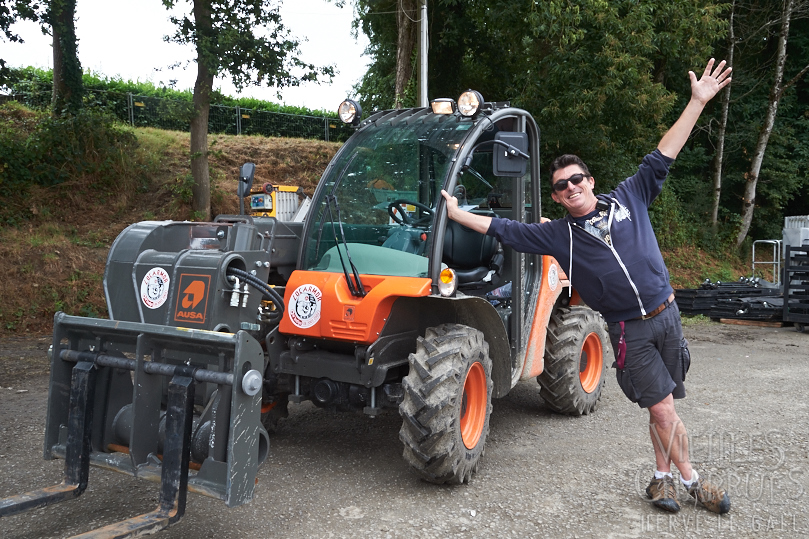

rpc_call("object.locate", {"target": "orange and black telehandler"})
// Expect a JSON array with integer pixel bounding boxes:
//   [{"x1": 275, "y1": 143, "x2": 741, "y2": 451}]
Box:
[{"x1": 0, "y1": 91, "x2": 610, "y2": 537}]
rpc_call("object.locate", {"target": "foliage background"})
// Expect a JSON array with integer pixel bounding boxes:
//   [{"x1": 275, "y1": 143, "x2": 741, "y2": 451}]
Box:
[
  {"x1": 354, "y1": 0, "x2": 809, "y2": 250},
  {"x1": 1, "y1": 0, "x2": 806, "y2": 333}
]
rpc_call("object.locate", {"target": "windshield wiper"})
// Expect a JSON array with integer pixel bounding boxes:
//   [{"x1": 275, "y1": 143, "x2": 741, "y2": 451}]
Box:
[
  {"x1": 314, "y1": 152, "x2": 365, "y2": 297},
  {"x1": 464, "y1": 166, "x2": 493, "y2": 189},
  {"x1": 324, "y1": 194, "x2": 366, "y2": 297}
]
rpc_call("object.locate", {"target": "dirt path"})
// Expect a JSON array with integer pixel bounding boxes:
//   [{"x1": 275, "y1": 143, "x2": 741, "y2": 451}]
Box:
[{"x1": 1, "y1": 322, "x2": 807, "y2": 538}]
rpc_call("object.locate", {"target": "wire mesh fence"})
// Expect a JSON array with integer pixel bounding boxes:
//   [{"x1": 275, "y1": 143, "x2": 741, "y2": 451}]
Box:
[{"x1": 3, "y1": 89, "x2": 353, "y2": 142}]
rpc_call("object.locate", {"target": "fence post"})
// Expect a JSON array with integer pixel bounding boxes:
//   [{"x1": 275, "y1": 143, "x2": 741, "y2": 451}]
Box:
[
  {"x1": 128, "y1": 93, "x2": 134, "y2": 126},
  {"x1": 324, "y1": 117, "x2": 329, "y2": 142},
  {"x1": 236, "y1": 106, "x2": 241, "y2": 136}
]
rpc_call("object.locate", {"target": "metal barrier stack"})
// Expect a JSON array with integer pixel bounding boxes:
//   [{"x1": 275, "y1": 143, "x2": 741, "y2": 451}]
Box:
[
  {"x1": 675, "y1": 277, "x2": 781, "y2": 319},
  {"x1": 783, "y1": 246, "x2": 809, "y2": 332}
]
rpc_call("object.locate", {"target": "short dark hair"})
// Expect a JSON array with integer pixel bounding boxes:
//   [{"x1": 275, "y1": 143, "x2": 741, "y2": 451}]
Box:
[{"x1": 549, "y1": 154, "x2": 591, "y2": 185}]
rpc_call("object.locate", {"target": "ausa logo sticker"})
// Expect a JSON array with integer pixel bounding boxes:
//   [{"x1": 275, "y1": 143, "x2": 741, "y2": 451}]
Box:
[
  {"x1": 288, "y1": 284, "x2": 322, "y2": 329},
  {"x1": 343, "y1": 305, "x2": 355, "y2": 322},
  {"x1": 548, "y1": 263, "x2": 559, "y2": 292},
  {"x1": 174, "y1": 274, "x2": 211, "y2": 324},
  {"x1": 141, "y1": 267, "x2": 170, "y2": 309}
]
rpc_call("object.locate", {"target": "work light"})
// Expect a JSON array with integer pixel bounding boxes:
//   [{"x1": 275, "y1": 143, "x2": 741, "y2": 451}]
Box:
[
  {"x1": 458, "y1": 90, "x2": 484, "y2": 117},
  {"x1": 430, "y1": 98, "x2": 457, "y2": 115},
  {"x1": 338, "y1": 99, "x2": 362, "y2": 125}
]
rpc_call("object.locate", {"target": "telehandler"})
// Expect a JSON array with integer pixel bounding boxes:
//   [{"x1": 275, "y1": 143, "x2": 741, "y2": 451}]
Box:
[{"x1": 0, "y1": 91, "x2": 610, "y2": 537}]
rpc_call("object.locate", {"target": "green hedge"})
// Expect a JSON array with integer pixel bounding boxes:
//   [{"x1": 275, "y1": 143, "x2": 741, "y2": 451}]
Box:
[{"x1": 2, "y1": 68, "x2": 353, "y2": 142}]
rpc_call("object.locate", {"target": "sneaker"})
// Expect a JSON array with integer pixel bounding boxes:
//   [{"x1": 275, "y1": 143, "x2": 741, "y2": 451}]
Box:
[
  {"x1": 646, "y1": 476, "x2": 680, "y2": 512},
  {"x1": 687, "y1": 477, "x2": 731, "y2": 514}
]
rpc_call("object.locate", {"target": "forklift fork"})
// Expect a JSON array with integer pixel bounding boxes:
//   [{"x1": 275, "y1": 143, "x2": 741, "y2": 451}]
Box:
[
  {"x1": 0, "y1": 359, "x2": 196, "y2": 538},
  {"x1": 0, "y1": 313, "x2": 267, "y2": 538},
  {"x1": 0, "y1": 361, "x2": 97, "y2": 517}
]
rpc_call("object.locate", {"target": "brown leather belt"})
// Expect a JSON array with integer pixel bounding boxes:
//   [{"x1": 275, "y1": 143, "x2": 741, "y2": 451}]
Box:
[{"x1": 635, "y1": 293, "x2": 676, "y2": 320}]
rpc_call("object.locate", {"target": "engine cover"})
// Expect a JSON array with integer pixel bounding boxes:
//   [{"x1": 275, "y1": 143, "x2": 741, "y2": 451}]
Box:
[{"x1": 104, "y1": 220, "x2": 270, "y2": 332}]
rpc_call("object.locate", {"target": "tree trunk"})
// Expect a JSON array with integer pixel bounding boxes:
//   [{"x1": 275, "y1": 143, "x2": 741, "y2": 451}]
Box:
[
  {"x1": 736, "y1": 0, "x2": 794, "y2": 248},
  {"x1": 190, "y1": 0, "x2": 213, "y2": 221},
  {"x1": 711, "y1": 0, "x2": 735, "y2": 230},
  {"x1": 52, "y1": 14, "x2": 65, "y2": 111},
  {"x1": 395, "y1": 0, "x2": 417, "y2": 108},
  {"x1": 50, "y1": 0, "x2": 82, "y2": 115}
]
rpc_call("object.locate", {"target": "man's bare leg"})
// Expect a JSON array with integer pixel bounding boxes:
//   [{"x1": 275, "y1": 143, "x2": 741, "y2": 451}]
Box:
[{"x1": 648, "y1": 394, "x2": 693, "y2": 480}]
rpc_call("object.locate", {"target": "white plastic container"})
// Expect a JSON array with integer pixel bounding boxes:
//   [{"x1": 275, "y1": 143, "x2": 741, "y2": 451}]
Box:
[{"x1": 783, "y1": 215, "x2": 809, "y2": 249}]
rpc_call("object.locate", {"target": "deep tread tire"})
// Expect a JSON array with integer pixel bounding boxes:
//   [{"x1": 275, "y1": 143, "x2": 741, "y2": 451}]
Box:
[
  {"x1": 538, "y1": 307, "x2": 608, "y2": 416},
  {"x1": 399, "y1": 324, "x2": 493, "y2": 484}
]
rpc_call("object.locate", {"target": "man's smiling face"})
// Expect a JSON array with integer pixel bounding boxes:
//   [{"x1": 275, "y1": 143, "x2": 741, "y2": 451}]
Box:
[{"x1": 550, "y1": 165, "x2": 598, "y2": 218}]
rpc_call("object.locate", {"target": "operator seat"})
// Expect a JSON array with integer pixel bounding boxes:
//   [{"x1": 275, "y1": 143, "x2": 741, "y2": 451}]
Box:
[{"x1": 443, "y1": 216, "x2": 504, "y2": 288}]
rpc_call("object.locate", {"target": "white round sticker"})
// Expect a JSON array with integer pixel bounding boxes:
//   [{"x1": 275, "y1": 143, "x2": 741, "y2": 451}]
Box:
[
  {"x1": 548, "y1": 264, "x2": 559, "y2": 292},
  {"x1": 141, "y1": 267, "x2": 170, "y2": 309},
  {"x1": 288, "y1": 284, "x2": 322, "y2": 328}
]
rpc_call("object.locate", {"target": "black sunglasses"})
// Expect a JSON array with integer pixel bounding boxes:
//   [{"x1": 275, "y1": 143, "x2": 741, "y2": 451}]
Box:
[{"x1": 552, "y1": 173, "x2": 589, "y2": 192}]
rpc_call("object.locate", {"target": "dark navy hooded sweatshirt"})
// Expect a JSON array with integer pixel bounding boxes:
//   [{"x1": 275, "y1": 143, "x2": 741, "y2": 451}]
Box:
[{"x1": 486, "y1": 149, "x2": 675, "y2": 323}]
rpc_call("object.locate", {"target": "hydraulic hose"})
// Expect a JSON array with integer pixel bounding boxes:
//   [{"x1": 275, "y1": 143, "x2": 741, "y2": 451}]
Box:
[{"x1": 226, "y1": 267, "x2": 285, "y2": 314}]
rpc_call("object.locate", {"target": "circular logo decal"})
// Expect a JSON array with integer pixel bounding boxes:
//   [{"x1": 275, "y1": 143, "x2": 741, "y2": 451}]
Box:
[
  {"x1": 141, "y1": 267, "x2": 170, "y2": 309},
  {"x1": 548, "y1": 264, "x2": 559, "y2": 292},
  {"x1": 288, "y1": 284, "x2": 322, "y2": 329}
]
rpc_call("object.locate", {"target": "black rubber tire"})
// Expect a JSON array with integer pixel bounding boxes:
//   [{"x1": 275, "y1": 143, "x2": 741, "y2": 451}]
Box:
[
  {"x1": 538, "y1": 306, "x2": 608, "y2": 416},
  {"x1": 796, "y1": 323, "x2": 806, "y2": 333},
  {"x1": 399, "y1": 324, "x2": 493, "y2": 484}
]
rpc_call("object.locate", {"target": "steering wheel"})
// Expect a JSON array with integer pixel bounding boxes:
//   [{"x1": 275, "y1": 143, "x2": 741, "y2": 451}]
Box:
[{"x1": 387, "y1": 199, "x2": 434, "y2": 225}]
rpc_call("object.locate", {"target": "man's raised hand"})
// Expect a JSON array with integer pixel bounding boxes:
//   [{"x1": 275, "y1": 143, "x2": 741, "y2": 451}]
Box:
[{"x1": 690, "y1": 58, "x2": 732, "y2": 106}]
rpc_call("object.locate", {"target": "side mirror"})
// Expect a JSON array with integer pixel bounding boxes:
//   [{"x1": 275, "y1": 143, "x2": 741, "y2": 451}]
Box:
[
  {"x1": 492, "y1": 132, "x2": 528, "y2": 178},
  {"x1": 238, "y1": 163, "x2": 256, "y2": 197}
]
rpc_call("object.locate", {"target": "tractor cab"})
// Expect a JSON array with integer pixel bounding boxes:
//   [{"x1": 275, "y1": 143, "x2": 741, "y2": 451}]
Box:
[
  {"x1": 279, "y1": 93, "x2": 547, "y2": 401},
  {"x1": 295, "y1": 92, "x2": 539, "y2": 300}
]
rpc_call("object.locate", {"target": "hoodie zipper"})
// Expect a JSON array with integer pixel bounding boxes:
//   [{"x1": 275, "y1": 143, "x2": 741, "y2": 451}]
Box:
[{"x1": 569, "y1": 199, "x2": 647, "y2": 316}]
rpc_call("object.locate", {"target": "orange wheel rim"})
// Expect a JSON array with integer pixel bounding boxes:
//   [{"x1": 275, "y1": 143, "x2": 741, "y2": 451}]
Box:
[
  {"x1": 460, "y1": 361, "x2": 487, "y2": 449},
  {"x1": 579, "y1": 332, "x2": 603, "y2": 394}
]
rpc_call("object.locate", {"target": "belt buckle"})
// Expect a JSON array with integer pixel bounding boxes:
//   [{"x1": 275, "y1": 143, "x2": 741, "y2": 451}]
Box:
[
  {"x1": 636, "y1": 295, "x2": 673, "y2": 321},
  {"x1": 642, "y1": 301, "x2": 665, "y2": 320}
]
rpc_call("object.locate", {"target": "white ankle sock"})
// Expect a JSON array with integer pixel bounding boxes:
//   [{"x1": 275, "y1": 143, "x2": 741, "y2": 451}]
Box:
[
  {"x1": 654, "y1": 470, "x2": 673, "y2": 480},
  {"x1": 681, "y1": 469, "x2": 699, "y2": 487}
]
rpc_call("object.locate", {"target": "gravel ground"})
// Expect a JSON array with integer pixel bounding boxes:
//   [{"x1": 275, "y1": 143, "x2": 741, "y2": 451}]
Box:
[{"x1": 1, "y1": 321, "x2": 807, "y2": 538}]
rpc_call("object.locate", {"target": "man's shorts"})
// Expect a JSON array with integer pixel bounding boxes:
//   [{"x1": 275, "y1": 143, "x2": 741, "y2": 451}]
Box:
[{"x1": 607, "y1": 300, "x2": 691, "y2": 408}]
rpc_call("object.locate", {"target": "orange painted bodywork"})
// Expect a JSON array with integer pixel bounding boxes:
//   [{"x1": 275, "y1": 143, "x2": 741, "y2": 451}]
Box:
[
  {"x1": 521, "y1": 255, "x2": 580, "y2": 379},
  {"x1": 279, "y1": 270, "x2": 432, "y2": 343}
]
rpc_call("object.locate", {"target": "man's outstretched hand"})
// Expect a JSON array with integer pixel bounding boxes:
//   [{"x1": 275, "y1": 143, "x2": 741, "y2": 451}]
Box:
[
  {"x1": 658, "y1": 58, "x2": 733, "y2": 159},
  {"x1": 440, "y1": 189, "x2": 493, "y2": 234},
  {"x1": 690, "y1": 58, "x2": 732, "y2": 106}
]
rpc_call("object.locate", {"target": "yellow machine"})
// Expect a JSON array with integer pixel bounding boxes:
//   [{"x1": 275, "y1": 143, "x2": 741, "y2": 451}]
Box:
[{"x1": 247, "y1": 183, "x2": 310, "y2": 221}]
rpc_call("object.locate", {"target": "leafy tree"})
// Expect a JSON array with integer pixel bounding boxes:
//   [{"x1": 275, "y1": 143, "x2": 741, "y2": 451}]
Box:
[
  {"x1": 710, "y1": 0, "x2": 736, "y2": 230},
  {"x1": 395, "y1": 0, "x2": 417, "y2": 108},
  {"x1": 355, "y1": 0, "x2": 726, "y2": 207},
  {"x1": 735, "y1": 0, "x2": 809, "y2": 246},
  {"x1": 1, "y1": 1, "x2": 83, "y2": 115},
  {"x1": 354, "y1": 0, "x2": 401, "y2": 111},
  {"x1": 162, "y1": 0, "x2": 334, "y2": 220},
  {"x1": 0, "y1": 1, "x2": 44, "y2": 84},
  {"x1": 678, "y1": 0, "x2": 809, "y2": 246},
  {"x1": 47, "y1": 0, "x2": 83, "y2": 115}
]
